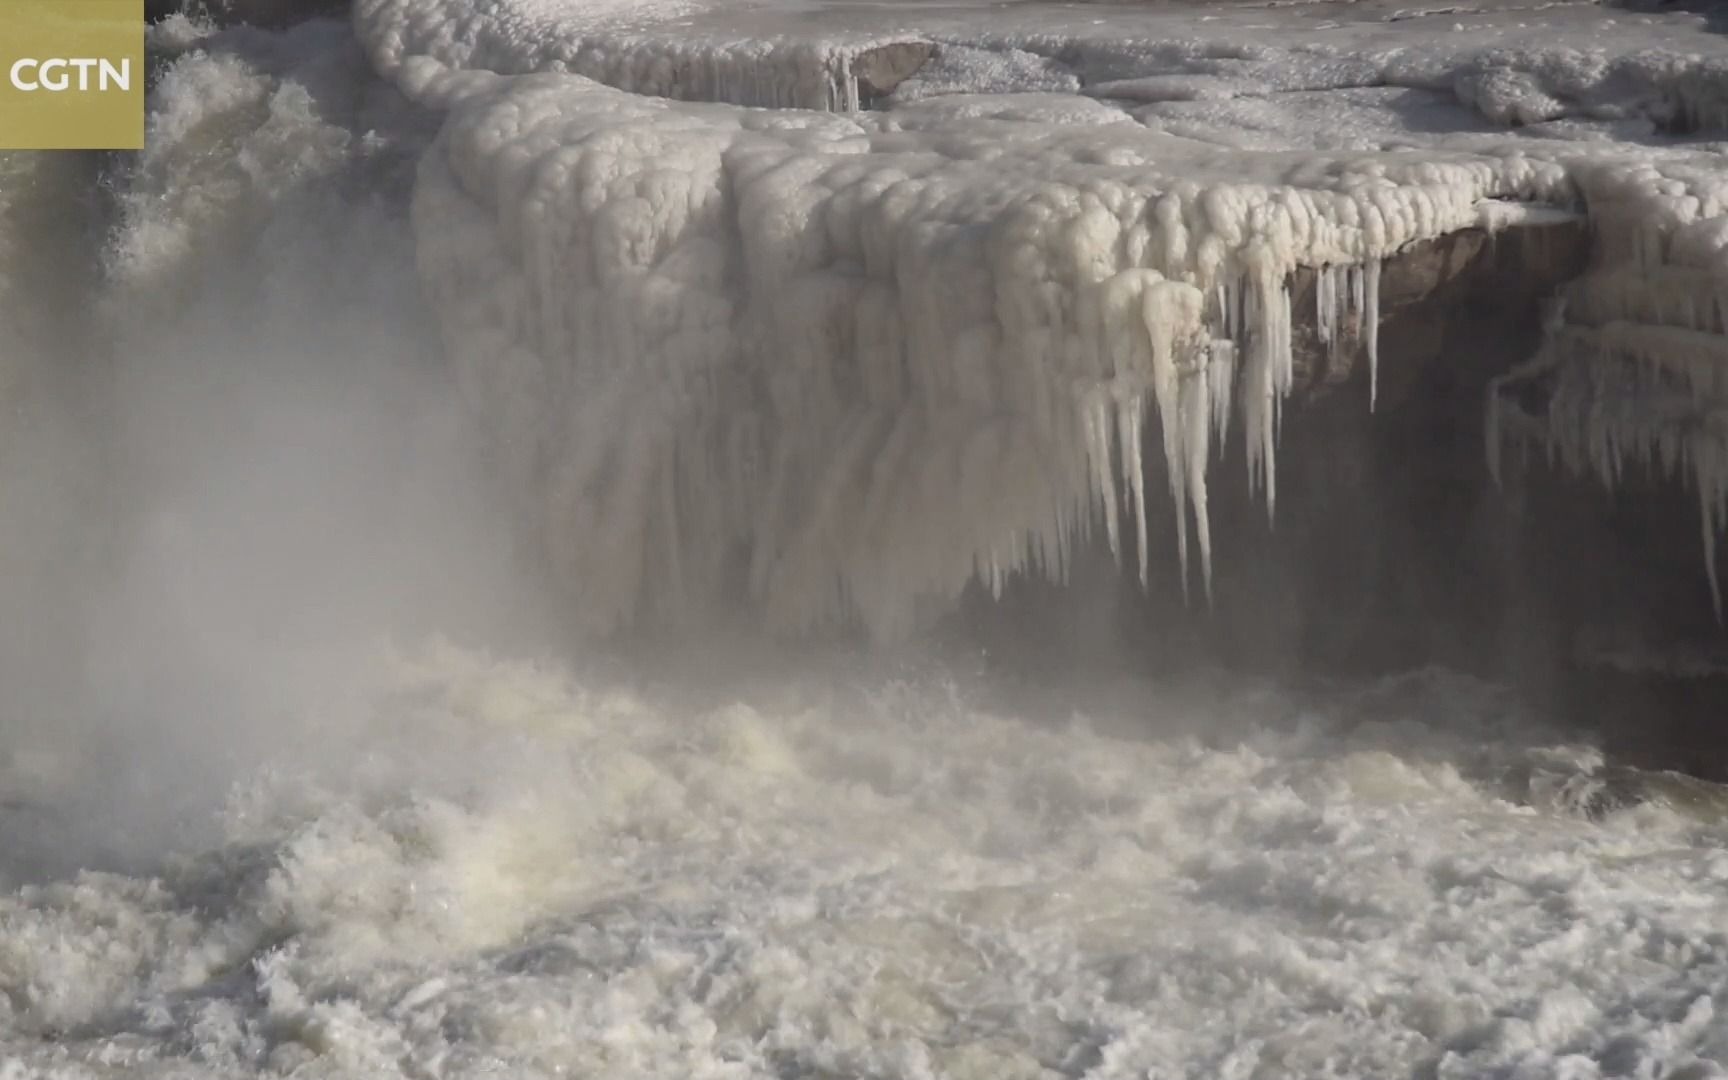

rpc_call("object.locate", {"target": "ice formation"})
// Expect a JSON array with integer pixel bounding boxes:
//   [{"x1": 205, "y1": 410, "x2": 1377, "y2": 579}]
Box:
[
  {"x1": 1490, "y1": 155, "x2": 1728, "y2": 615},
  {"x1": 347, "y1": 0, "x2": 1728, "y2": 635}
]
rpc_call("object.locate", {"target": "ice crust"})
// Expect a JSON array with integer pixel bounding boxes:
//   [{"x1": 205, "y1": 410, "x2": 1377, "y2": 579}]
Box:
[{"x1": 352, "y1": 0, "x2": 1728, "y2": 634}]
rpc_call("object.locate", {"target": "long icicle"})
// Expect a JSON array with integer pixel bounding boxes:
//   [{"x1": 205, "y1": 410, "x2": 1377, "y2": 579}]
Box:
[{"x1": 1366, "y1": 258, "x2": 1382, "y2": 412}]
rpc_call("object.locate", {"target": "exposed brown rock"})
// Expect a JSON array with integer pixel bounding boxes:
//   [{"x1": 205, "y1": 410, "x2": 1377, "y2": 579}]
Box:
[
  {"x1": 1288, "y1": 222, "x2": 1589, "y2": 409},
  {"x1": 853, "y1": 42, "x2": 936, "y2": 106}
]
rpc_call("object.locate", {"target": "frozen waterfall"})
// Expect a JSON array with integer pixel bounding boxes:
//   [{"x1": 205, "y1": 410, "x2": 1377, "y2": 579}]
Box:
[{"x1": 338, "y1": 0, "x2": 1728, "y2": 637}]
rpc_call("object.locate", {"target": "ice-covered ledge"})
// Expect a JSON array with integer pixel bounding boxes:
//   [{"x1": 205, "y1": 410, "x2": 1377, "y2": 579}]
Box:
[
  {"x1": 354, "y1": 0, "x2": 1728, "y2": 119},
  {"x1": 346, "y1": 0, "x2": 1728, "y2": 638}
]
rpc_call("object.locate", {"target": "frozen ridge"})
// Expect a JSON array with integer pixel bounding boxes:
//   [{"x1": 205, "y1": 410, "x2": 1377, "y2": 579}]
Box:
[{"x1": 354, "y1": 0, "x2": 1728, "y2": 636}]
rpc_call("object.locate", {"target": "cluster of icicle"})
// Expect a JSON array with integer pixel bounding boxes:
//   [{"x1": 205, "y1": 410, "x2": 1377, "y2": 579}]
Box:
[
  {"x1": 1490, "y1": 156, "x2": 1728, "y2": 615},
  {"x1": 398, "y1": 56, "x2": 1594, "y2": 637}
]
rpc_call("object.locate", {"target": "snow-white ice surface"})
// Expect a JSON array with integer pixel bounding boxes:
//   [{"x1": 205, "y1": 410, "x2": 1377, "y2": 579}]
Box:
[{"x1": 5, "y1": 647, "x2": 1728, "y2": 1080}]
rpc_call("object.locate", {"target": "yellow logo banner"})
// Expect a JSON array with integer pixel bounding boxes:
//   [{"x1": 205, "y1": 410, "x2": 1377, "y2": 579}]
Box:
[{"x1": 0, "y1": 0, "x2": 144, "y2": 150}]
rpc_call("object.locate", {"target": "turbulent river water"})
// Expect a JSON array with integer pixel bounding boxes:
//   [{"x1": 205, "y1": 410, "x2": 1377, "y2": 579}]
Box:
[
  {"x1": 1, "y1": 9, "x2": 1727, "y2": 1080},
  {"x1": 6, "y1": 650, "x2": 1728, "y2": 1079}
]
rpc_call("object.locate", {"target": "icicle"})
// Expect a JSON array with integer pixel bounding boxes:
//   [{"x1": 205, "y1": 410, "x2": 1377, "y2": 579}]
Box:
[
  {"x1": 1332, "y1": 264, "x2": 1352, "y2": 371},
  {"x1": 1315, "y1": 264, "x2": 1334, "y2": 347},
  {"x1": 1208, "y1": 339, "x2": 1235, "y2": 455},
  {"x1": 1141, "y1": 278, "x2": 1208, "y2": 599},
  {"x1": 1240, "y1": 277, "x2": 1269, "y2": 505},
  {"x1": 1222, "y1": 274, "x2": 1242, "y2": 342},
  {"x1": 1365, "y1": 258, "x2": 1383, "y2": 412},
  {"x1": 1238, "y1": 250, "x2": 1291, "y2": 523},
  {"x1": 1119, "y1": 394, "x2": 1151, "y2": 587},
  {"x1": 1179, "y1": 350, "x2": 1215, "y2": 603},
  {"x1": 1084, "y1": 389, "x2": 1121, "y2": 563},
  {"x1": 1149, "y1": 303, "x2": 1191, "y2": 601}
]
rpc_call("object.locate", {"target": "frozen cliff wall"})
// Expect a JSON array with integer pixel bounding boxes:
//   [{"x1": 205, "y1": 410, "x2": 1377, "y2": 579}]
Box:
[{"x1": 344, "y1": 0, "x2": 1728, "y2": 649}]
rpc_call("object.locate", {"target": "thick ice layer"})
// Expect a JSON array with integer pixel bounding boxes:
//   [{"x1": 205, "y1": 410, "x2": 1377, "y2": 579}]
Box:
[
  {"x1": 356, "y1": 0, "x2": 1728, "y2": 128},
  {"x1": 355, "y1": 0, "x2": 924, "y2": 110},
  {"x1": 4, "y1": 647, "x2": 1727, "y2": 1079},
  {"x1": 348, "y1": 0, "x2": 1728, "y2": 633}
]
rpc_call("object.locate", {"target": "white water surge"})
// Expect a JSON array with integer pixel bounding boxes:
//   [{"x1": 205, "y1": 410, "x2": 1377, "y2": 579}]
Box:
[
  {"x1": 1, "y1": 4, "x2": 1727, "y2": 1079},
  {"x1": 5, "y1": 647, "x2": 1728, "y2": 1080}
]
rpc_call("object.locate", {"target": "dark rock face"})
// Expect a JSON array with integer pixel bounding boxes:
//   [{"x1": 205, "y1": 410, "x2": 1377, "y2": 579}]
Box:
[
  {"x1": 1136, "y1": 224, "x2": 1600, "y2": 682},
  {"x1": 953, "y1": 226, "x2": 1585, "y2": 673},
  {"x1": 948, "y1": 221, "x2": 1728, "y2": 779}
]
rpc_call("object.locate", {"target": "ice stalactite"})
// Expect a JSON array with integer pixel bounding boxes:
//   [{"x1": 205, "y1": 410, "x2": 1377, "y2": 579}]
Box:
[
  {"x1": 1365, "y1": 259, "x2": 1382, "y2": 412},
  {"x1": 1238, "y1": 245, "x2": 1295, "y2": 523},
  {"x1": 1313, "y1": 259, "x2": 1384, "y2": 411},
  {"x1": 1114, "y1": 272, "x2": 1210, "y2": 599}
]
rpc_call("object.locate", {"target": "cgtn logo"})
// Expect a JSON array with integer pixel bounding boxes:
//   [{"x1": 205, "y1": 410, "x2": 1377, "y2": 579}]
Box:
[
  {"x1": 0, "y1": 0, "x2": 144, "y2": 150},
  {"x1": 8, "y1": 57, "x2": 132, "y2": 94}
]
